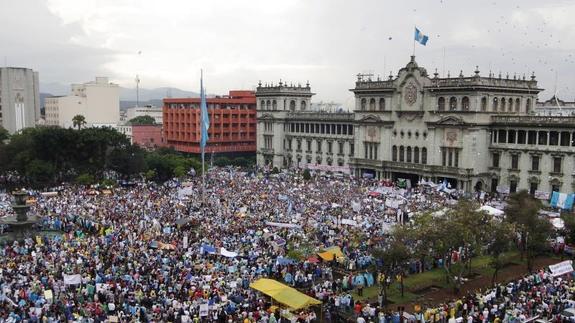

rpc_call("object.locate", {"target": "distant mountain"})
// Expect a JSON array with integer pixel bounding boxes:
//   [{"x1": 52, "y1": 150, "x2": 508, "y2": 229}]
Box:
[
  {"x1": 120, "y1": 99, "x2": 164, "y2": 110},
  {"x1": 40, "y1": 82, "x2": 199, "y2": 102}
]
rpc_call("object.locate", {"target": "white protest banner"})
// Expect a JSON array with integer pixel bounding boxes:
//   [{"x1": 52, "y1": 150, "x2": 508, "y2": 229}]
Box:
[
  {"x1": 351, "y1": 201, "x2": 361, "y2": 212},
  {"x1": 183, "y1": 235, "x2": 189, "y2": 249},
  {"x1": 63, "y1": 274, "x2": 82, "y2": 285},
  {"x1": 199, "y1": 304, "x2": 209, "y2": 317},
  {"x1": 549, "y1": 260, "x2": 574, "y2": 277},
  {"x1": 220, "y1": 247, "x2": 238, "y2": 258},
  {"x1": 341, "y1": 219, "x2": 358, "y2": 226},
  {"x1": 265, "y1": 222, "x2": 301, "y2": 229}
]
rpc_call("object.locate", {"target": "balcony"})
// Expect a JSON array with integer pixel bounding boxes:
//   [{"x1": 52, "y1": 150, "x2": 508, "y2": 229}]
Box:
[
  {"x1": 260, "y1": 148, "x2": 274, "y2": 155},
  {"x1": 528, "y1": 170, "x2": 541, "y2": 175}
]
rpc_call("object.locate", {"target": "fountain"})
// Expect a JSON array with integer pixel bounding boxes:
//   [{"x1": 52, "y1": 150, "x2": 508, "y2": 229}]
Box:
[{"x1": 0, "y1": 190, "x2": 41, "y2": 241}]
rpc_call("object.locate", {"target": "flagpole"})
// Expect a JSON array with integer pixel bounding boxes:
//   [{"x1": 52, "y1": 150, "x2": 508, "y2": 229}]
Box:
[
  {"x1": 413, "y1": 26, "x2": 416, "y2": 57},
  {"x1": 201, "y1": 69, "x2": 205, "y2": 210}
]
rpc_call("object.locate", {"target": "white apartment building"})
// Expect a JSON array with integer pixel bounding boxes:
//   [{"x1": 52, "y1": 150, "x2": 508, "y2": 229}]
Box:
[
  {"x1": 125, "y1": 105, "x2": 163, "y2": 124},
  {"x1": 45, "y1": 77, "x2": 120, "y2": 128},
  {"x1": 0, "y1": 67, "x2": 40, "y2": 133}
]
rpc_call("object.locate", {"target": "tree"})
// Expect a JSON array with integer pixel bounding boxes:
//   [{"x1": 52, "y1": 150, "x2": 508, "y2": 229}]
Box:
[
  {"x1": 505, "y1": 190, "x2": 553, "y2": 272},
  {"x1": 486, "y1": 221, "x2": 514, "y2": 285},
  {"x1": 302, "y1": 169, "x2": 311, "y2": 180},
  {"x1": 374, "y1": 226, "x2": 411, "y2": 300},
  {"x1": 0, "y1": 126, "x2": 9, "y2": 143},
  {"x1": 72, "y1": 115, "x2": 87, "y2": 130},
  {"x1": 128, "y1": 115, "x2": 156, "y2": 125},
  {"x1": 107, "y1": 145, "x2": 146, "y2": 177},
  {"x1": 25, "y1": 159, "x2": 55, "y2": 186},
  {"x1": 561, "y1": 213, "x2": 575, "y2": 245},
  {"x1": 76, "y1": 173, "x2": 95, "y2": 186}
]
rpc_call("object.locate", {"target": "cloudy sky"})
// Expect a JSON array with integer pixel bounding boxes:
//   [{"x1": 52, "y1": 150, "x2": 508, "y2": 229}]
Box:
[{"x1": 2, "y1": 0, "x2": 574, "y2": 106}]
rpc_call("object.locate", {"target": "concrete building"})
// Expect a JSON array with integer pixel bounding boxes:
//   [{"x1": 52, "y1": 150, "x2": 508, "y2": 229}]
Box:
[
  {"x1": 258, "y1": 56, "x2": 575, "y2": 197},
  {"x1": 0, "y1": 67, "x2": 40, "y2": 133},
  {"x1": 163, "y1": 90, "x2": 256, "y2": 155},
  {"x1": 45, "y1": 77, "x2": 120, "y2": 128},
  {"x1": 125, "y1": 105, "x2": 163, "y2": 124},
  {"x1": 535, "y1": 96, "x2": 575, "y2": 116}
]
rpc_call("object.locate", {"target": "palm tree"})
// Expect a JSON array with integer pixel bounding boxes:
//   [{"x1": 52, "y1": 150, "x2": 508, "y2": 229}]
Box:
[{"x1": 72, "y1": 115, "x2": 87, "y2": 130}]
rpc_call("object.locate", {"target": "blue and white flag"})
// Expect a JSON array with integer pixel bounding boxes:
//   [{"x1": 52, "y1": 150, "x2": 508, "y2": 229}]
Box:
[
  {"x1": 200, "y1": 71, "x2": 209, "y2": 158},
  {"x1": 414, "y1": 27, "x2": 429, "y2": 46},
  {"x1": 550, "y1": 191, "x2": 575, "y2": 210}
]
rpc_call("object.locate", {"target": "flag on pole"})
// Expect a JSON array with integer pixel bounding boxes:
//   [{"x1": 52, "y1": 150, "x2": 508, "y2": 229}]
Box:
[
  {"x1": 550, "y1": 191, "x2": 575, "y2": 210},
  {"x1": 414, "y1": 27, "x2": 429, "y2": 46},
  {"x1": 200, "y1": 71, "x2": 209, "y2": 158}
]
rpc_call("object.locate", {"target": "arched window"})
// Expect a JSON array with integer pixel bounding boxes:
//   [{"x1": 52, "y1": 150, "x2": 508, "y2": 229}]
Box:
[
  {"x1": 399, "y1": 146, "x2": 405, "y2": 162},
  {"x1": 301, "y1": 100, "x2": 306, "y2": 110},
  {"x1": 493, "y1": 97, "x2": 499, "y2": 112},
  {"x1": 379, "y1": 98, "x2": 385, "y2": 111},
  {"x1": 449, "y1": 97, "x2": 457, "y2": 111},
  {"x1": 406, "y1": 146, "x2": 412, "y2": 163},
  {"x1": 501, "y1": 98, "x2": 506, "y2": 111},
  {"x1": 526, "y1": 98, "x2": 531, "y2": 113},
  {"x1": 361, "y1": 98, "x2": 366, "y2": 111},
  {"x1": 462, "y1": 97, "x2": 470, "y2": 111},
  {"x1": 369, "y1": 98, "x2": 376, "y2": 111},
  {"x1": 438, "y1": 97, "x2": 445, "y2": 111},
  {"x1": 289, "y1": 100, "x2": 296, "y2": 111},
  {"x1": 414, "y1": 147, "x2": 420, "y2": 163},
  {"x1": 421, "y1": 147, "x2": 427, "y2": 164},
  {"x1": 260, "y1": 100, "x2": 265, "y2": 110},
  {"x1": 266, "y1": 100, "x2": 271, "y2": 110},
  {"x1": 515, "y1": 98, "x2": 520, "y2": 112},
  {"x1": 392, "y1": 145, "x2": 397, "y2": 162},
  {"x1": 272, "y1": 100, "x2": 277, "y2": 110},
  {"x1": 481, "y1": 97, "x2": 487, "y2": 111},
  {"x1": 508, "y1": 98, "x2": 513, "y2": 112}
]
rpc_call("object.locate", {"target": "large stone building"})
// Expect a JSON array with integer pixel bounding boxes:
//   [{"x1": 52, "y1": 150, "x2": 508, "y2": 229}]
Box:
[
  {"x1": 0, "y1": 67, "x2": 40, "y2": 133},
  {"x1": 45, "y1": 77, "x2": 120, "y2": 128},
  {"x1": 257, "y1": 56, "x2": 575, "y2": 196}
]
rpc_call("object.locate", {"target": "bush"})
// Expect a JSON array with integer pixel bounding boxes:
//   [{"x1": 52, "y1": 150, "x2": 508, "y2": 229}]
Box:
[
  {"x1": 271, "y1": 167, "x2": 279, "y2": 174},
  {"x1": 100, "y1": 179, "x2": 116, "y2": 187},
  {"x1": 76, "y1": 173, "x2": 95, "y2": 186}
]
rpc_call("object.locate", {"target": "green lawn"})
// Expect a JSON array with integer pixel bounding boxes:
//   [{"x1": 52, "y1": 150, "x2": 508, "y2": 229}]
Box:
[{"x1": 352, "y1": 252, "x2": 522, "y2": 304}]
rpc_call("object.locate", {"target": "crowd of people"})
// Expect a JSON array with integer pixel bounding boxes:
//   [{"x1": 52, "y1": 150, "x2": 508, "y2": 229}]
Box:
[{"x1": 0, "y1": 167, "x2": 571, "y2": 322}]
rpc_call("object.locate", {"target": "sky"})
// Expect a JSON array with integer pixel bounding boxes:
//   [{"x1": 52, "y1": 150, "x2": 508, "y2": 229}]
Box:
[{"x1": 1, "y1": 0, "x2": 574, "y2": 107}]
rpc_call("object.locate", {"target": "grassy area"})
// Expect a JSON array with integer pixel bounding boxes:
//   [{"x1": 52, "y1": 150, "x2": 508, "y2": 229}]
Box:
[{"x1": 352, "y1": 252, "x2": 522, "y2": 304}]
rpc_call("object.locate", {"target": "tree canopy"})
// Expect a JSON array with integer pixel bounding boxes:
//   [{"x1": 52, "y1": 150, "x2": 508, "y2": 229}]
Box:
[{"x1": 128, "y1": 115, "x2": 156, "y2": 125}]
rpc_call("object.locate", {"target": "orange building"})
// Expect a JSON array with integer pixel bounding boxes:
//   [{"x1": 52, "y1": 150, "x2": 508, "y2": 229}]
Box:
[{"x1": 163, "y1": 90, "x2": 257, "y2": 154}]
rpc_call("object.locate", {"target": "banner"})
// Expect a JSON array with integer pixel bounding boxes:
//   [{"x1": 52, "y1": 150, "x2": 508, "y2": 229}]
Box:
[
  {"x1": 220, "y1": 247, "x2": 238, "y2": 258},
  {"x1": 351, "y1": 201, "x2": 361, "y2": 212},
  {"x1": 265, "y1": 222, "x2": 301, "y2": 229},
  {"x1": 199, "y1": 304, "x2": 209, "y2": 317},
  {"x1": 549, "y1": 260, "x2": 574, "y2": 277},
  {"x1": 341, "y1": 219, "x2": 358, "y2": 226},
  {"x1": 63, "y1": 274, "x2": 82, "y2": 285}
]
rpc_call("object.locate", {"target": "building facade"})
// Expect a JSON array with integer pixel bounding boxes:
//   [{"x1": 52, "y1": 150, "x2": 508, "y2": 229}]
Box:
[
  {"x1": 258, "y1": 56, "x2": 575, "y2": 196},
  {"x1": 0, "y1": 67, "x2": 40, "y2": 133},
  {"x1": 45, "y1": 77, "x2": 120, "y2": 128},
  {"x1": 163, "y1": 90, "x2": 256, "y2": 154}
]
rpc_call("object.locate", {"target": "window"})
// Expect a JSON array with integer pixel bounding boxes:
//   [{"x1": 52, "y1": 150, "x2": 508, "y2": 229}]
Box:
[
  {"x1": 399, "y1": 146, "x2": 405, "y2": 162},
  {"x1": 510, "y1": 180, "x2": 517, "y2": 193},
  {"x1": 526, "y1": 98, "x2": 531, "y2": 113},
  {"x1": 531, "y1": 155, "x2": 539, "y2": 171},
  {"x1": 454, "y1": 150, "x2": 459, "y2": 167},
  {"x1": 552, "y1": 184, "x2": 560, "y2": 193},
  {"x1": 361, "y1": 98, "x2": 366, "y2": 110},
  {"x1": 414, "y1": 147, "x2": 419, "y2": 163},
  {"x1": 290, "y1": 100, "x2": 296, "y2": 111},
  {"x1": 492, "y1": 152, "x2": 500, "y2": 168},
  {"x1": 379, "y1": 98, "x2": 385, "y2": 111},
  {"x1": 560, "y1": 132, "x2": 570, "y2": 146},
  {"x1": 369, "y1": 98, "x2": 376, "y2": 111},
  {"x1": 538, "y1": 131, "x2": 547, "y2": 145},
  {"x1": 301, "y1": 100, "x2": 306, "y2": 110},
  {"x1": 349, "y1": 143, "x2": 354, "y2": 156},
  {"x1": 338, "y1": 142, "x2": 344, "y2": 155},
  {"x1": 406, "y1": 147, "x2": 412, "y2": 163},
  {"x1": 517, "y1": 130, "x2": 526, "y2": 144},
  {"x1": 507, "y1": 130, "x2": 516, "y2": 144},
  {"x1": 260, "y1": 100, "x2": 265, "y2": 109},
  {"x1": 462, "y1": 97, "x2": 470, "y2": 111},
  {"x1": 553, "y1": 157, "x2": 562, "y2": 173},
  {"x1": 501, "y1": 98, "x2": 506, "y2": 111},
  {"x1": 297, "y1": 140, "x2": 301, "y2": 151},
  {"x1": 272, "y1": 100, "x2": 277, "y2": 110},
  {"x1": 392, "y1": 145, "x2": 397, "y2": 162},
  {"x1": 316, "y1": 140, "x2": 322, "y2": 153},
  {"x1": 481, "y1": 97, "x2": 487, "y2": 111},
  {"x1": 288, "y1": 139, "x2": 292, "y2": 150},
  {"x1": 508, "y1": 98, "x2": 513, "y2": 112},
  {"x1": 307, "y1": 140, "x2": 312, "y2": 152},
  {"x1": 438, "y1": 97, "x2": 445, "y2": 111},
  {"x1": 498, "y1": 130, "x2": 507, "y2": 143},
  {"x1": 493, "y1": 98, "x2": 499, "y2": 112},
  {"x1": 449, "y1": 97, "x2": 457, "y2": 111},
  {"x1": 515, "y1": 98, "x2": 520, "y2": 112},
  {"x1": 530, "y1": 182, "x2": 537, "y2": 196},
  {"x1": 442, "y1": 148, "x2": 447, "y2": 166},
  {"x1": 327, "y1": 141, "x2": 333, "y2": 153},
  {"x1": 266, "y1": 100, "x2": 271, "y2": 110},
  {"x1": 448, "y1": 149, "x2": 453, "y2": 167},
  {"x1": 527, "y1": 131, "x2": 536, "y2": 145},
  {"x1": 421, "y1": 147, "x2": 427, "y2": 164},
  {"x1": 511, "y1": 155, "x2": 519, "y2": 170},
  {"x1": 491, "y1": 178, "x2": 499, "y2": 193},
  {"x1": 549, "y1": 131, "x2": 559, "y2": 146}
]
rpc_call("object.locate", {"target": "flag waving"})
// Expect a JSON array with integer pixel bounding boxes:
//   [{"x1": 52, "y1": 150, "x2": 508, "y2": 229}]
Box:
[
  {"x1": 200, "y1": 71, "x2": 209, "y2": 159},
  {"x1": 414, "y1": 27, "x2": 429, "y2": 46}
]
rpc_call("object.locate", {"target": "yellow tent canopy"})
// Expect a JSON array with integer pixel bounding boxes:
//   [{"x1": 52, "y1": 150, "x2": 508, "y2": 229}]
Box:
[
  {"x1": 250, "y1": 278, "x2": 321, "y2": 310},
  {"x1": 317, "y1": 246, "x2": 344, "y2": 261}
]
